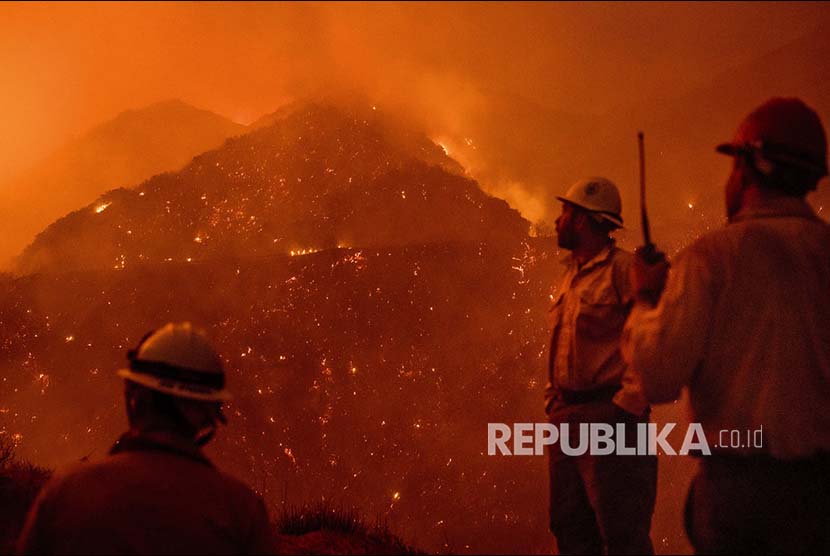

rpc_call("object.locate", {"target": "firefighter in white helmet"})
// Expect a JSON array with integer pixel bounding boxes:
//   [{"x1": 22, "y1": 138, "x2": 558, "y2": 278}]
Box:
[
  {"x1": 17, "y1": 322, "x2": 275, "y2": 555},
  {"x1": 545, "y1": 177, "x2": 657, "y2": 554},
  {"x1": 624, "y1": 97, "x2": 830, "y2": 553}
]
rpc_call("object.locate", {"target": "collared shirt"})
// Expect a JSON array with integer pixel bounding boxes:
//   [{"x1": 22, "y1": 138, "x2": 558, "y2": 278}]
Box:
[
  {"x1": 545, "y1": 243, "x2": 648, "y2": 416},
  {"x1": 17, "y1": 430, "x2": 275, "y2": 555},
  {"x1": 622, "y1": 197, "x2": 830, "y2": 459}
]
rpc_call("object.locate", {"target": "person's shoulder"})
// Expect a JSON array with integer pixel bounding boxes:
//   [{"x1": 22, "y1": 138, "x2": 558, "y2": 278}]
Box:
[
  {"x1": 31, "y1": 459, "x2": 106, "y2": 503},
  {"x1": 678, "y1": 227, "x2": 730, "y2": 260},
  {"x1": 41, "y1": 450, "x2": 180, "y2": 492},
  {"x1": 213, "y1": 467, "x2": 267, "y2": 507},
  {"x1": 211, "y1": 468, "x2": 270, "y2": 523},
  {"x1": 609, "y1": 245, "x2": 634, "y2": 269},
  {"x1": 610, "y1": 245, "x2": 634, "y2": 260},
  {"x1": 52, "y1": 455, "x2": 130, "y2": 484}
]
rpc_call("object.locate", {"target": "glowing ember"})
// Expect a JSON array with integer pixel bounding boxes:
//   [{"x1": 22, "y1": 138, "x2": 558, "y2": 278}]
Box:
[
  {"x1": 290, "y1": 248, "x2": 321, "y2": 256},
  {"x1": 35, "y1": 373, "x2": 49, "y2": 394},
  {"x1": 94, "y1": 202, "x2": 112, "y2": 214}
]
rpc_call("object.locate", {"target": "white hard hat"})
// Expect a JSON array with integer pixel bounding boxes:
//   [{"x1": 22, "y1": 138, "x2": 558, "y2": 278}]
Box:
[
  {"x1": 556, "y1": 177, "x2": 624, "y2": 228},
  {"x1": 118, "y1": 322, "x2": 231, "y2": 402}
]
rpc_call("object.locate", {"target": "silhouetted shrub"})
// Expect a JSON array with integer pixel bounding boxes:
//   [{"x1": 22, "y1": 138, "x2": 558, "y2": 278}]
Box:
[
  {"x1": 0, "y1": 438, "x2": 51, "y2": 553},
  {"x1": 275, "y1": 501, "x2": 424, "y2": 555}
]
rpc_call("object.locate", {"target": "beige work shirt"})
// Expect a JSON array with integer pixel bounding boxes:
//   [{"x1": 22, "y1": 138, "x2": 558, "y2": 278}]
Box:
[
  {"x1": 545, "y1": 243, "x2": 649, "y2": 416},
  {"x1": 623, "y1": 198, "x2": 830, "y2": 459}
]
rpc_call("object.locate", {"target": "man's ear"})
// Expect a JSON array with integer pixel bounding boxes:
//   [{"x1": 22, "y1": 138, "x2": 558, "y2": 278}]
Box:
[
  {"x1": 125, "y1": 381, "x2": 147, "y2": 422},
  {"x1": 572, "y1": 209, "x2": 589, "y2": 232}
]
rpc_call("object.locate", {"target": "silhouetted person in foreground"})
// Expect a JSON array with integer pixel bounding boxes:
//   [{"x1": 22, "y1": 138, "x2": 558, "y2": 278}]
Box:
[
  {"x1": 624, "y1": 97, "x2": 830, "y2": 553},
  {"x1": 17, "y1": 322, "x2": 274, "y2": 555},
  {"x1": 545, "y1": 178, "x2": 656, "y2": 555}
]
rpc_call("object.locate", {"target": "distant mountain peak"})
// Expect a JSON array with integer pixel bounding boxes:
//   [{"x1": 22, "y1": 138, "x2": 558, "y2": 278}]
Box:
[
  {"x1": 0, "y1": 101, "x2": 247, "y2": 269},
  {"x1": 16, "y1": 101, "x2": 527, "y2": 274}
]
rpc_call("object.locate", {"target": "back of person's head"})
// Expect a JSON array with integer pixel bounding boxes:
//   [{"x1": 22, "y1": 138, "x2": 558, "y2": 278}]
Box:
[
  {"x1": 119, "y1": 323, "x2": 230, "y2": 445},
  {"x1": 717, "y1": 97, "x2": 828, "y2": 197}
]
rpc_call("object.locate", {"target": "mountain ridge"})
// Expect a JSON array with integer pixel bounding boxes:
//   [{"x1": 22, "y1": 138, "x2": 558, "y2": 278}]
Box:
[
  {"x1": 0, "y1": 99, "x2": 246, "y2": 268},
  {"x1": 15, "y1": 101, "x2": 528, "y2": 275}
]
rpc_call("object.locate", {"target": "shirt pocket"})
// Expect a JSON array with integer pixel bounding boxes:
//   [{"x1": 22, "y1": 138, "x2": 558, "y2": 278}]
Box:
[
  {"x1": 547, "y1": 291, "x2": 565, "y2": 330},
  {"x1": 576, "y1": 289, "x2": 626, "y2": 339}
]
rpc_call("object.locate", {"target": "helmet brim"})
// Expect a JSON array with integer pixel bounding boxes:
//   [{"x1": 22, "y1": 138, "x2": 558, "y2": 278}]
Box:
[
  {"x1": 118, "y1": 369, "x2": 232, "y2": 402},
  {"x1": 716, "y1": 141, "x2": 828, "y2": 176},
  {"x1": 556, "y1": 197, "x2": 624, "y2": 229}
]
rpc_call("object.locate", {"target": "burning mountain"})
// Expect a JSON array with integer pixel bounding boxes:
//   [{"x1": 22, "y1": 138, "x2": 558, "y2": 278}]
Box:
[
  {"x1": 15, "y1": 102, "x2": 527, "y2": 274},
  {"x1": 0, "y1": 100, "x2": 245, "y2": 269},
  {"x1": 1, "y1": 100, "x2": 698, "y2": 554},
  {"x1": 0, "y1": 239, "x2": 559, "y2": 554},
  {"x1": 1, "y1": 101, "x2": 562, "y2": 553}
]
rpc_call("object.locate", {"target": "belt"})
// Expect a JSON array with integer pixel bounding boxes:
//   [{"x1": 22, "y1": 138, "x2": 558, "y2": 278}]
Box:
[{"x1": 558, "y1": 385, "x2": 621, "y2": 405}]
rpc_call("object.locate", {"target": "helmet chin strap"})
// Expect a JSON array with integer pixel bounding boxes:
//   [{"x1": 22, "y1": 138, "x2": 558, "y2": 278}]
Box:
[
  {"x1": 750, "y1": 150, "x2": 775, "y2": 177},
  {"x1": 182, "y1": 400, "x2": 226, "y2": 447},
  {"x1": 159, "y1": 395, "x2": 223, "y2": 447},
  {"x1": 194, "y1": 423, "x2": 217, "y2": 447}
]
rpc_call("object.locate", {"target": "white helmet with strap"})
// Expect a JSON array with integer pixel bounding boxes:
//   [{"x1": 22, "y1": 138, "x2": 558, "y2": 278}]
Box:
[
  {"x1": 556, "y1": 177, "x2": 624, "y2": 228},
  {"x1": 118, "y1": 322, "x2": 231, "y2": 402}
]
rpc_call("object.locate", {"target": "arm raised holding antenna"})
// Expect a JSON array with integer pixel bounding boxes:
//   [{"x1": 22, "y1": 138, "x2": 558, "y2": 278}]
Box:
[{"x1": 633, "y1": 132, "x2": 670, "y2": 305}]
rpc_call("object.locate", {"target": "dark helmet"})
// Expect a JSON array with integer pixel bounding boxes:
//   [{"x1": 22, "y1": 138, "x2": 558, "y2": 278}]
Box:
[{"x1": 716, "y1": 97, "x2": 828, "y2": 186}]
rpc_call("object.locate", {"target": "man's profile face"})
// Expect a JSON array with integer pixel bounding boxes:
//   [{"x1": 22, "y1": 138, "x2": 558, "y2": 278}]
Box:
[{"x1": 555, "y1": 202, "x2": 579, "y2": 251}]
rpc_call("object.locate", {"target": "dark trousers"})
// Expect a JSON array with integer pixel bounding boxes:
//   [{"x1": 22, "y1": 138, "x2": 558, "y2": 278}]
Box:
[
  {"x1": 685, "y1": 453, "x2": 830, "y2": 555},
  {"x1": 548, "y1": 400, "x2": 657, "y2": 555}
]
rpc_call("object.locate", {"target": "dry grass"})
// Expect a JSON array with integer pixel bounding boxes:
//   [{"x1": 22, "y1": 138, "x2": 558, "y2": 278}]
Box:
[
  {"x1": 0, "y1": 437, "x2": 51, "y2": 553},
  {"x1": 276, "y1": 501, "x2": 424, "y2": 555}
]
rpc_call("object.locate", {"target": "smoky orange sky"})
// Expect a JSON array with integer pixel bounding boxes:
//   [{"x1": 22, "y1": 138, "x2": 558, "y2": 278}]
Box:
[
  {"x1": 1, "y1": 1, "x2": 826, "y2": 177},
  {"x1": 1, "y1": 1, "x2": 829, "y2": 265},
  {"x1": 1, "y1": 5, "x2": 829, "y2": 553}
]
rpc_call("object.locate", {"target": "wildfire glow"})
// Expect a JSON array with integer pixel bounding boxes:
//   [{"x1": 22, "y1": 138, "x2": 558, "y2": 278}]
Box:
[
  {"x1": 94, "y1": 202, "x2": 112, "y2": 214},
  {"x1": 290, "y1": 248, "x2": 321, "y2": 256}
]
